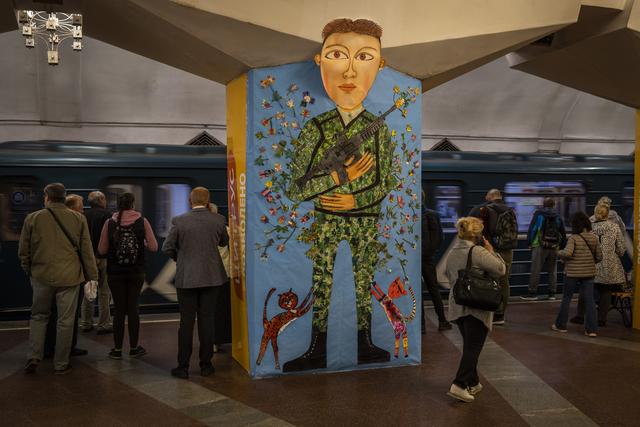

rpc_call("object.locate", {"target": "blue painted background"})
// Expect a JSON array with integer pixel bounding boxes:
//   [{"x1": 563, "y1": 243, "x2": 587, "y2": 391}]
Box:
[{"x1": 245, "y1": 61, "x2": 422, "y2": 377}]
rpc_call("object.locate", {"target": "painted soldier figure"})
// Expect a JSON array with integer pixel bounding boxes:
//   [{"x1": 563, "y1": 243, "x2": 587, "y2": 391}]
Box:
[{"x1": 284, "y1": 18, "x2": 395, "y2": 372}]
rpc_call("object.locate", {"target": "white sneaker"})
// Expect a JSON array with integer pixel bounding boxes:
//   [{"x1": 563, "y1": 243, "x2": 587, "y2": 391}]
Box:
[
  {"x1": 447, "y1": 383, "x2": 475, "y2": 403},
  {"x1": 551, "y1": 324, "x2": 568, "y2": 333},
  {"x1": 468, "y1": 383, "x2": 483, "y2": 396}
]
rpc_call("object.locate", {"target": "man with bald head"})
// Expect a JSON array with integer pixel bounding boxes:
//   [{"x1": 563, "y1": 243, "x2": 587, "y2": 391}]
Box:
[
  {"x1": 469, "y1": 189, "x2": 517, "y2": 324},
  {"x1": 162, "y1": 186, "x2": 229, "y2": 379}
]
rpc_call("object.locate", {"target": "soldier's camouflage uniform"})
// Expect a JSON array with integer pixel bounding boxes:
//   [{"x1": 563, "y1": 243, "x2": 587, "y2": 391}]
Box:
[{"x1": 287, "y1": 108, "x2": 396, "y2": 332}]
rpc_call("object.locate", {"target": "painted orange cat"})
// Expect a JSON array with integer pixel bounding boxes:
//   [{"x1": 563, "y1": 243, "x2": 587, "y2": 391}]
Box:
[
  {"x1": 256, "y1": 287, "x2": 314, "y2": 369},
  {"x1": 370, "y1": 277, "x2": 416, "y2": 358}
]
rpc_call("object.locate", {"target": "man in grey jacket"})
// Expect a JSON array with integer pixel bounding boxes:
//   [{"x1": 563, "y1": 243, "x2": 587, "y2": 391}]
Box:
[
  {"x1": 19, "y1": 183, "x2": 98, "y2": 375},
  {"x1": 162, "y1": 187, "x2": 229, "y2": 379}
]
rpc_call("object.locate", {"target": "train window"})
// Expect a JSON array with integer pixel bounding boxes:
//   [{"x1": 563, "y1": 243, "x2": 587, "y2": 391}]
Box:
[
  {"x1": 504, "y1": 181, "x2": 586, "y2": 232},
  {"x1": 155, "y1": 184, "x2": 192, "y2": 238},
  {"x1": 104, "y1": 184, "x2": 144, "y2": 214},
  {"x1": 0, "y1": 178, "x2": 41, "y2": 241},
  {"x1": 622, "y1": 185, "x2": 633, "y2": 229},
  {"x1": 434, "y1": 185, "x2": 462, "y2": 233}
]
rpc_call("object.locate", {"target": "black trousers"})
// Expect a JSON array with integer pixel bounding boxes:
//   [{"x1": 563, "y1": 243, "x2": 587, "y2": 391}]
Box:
[
  {"x1": 177, "y1": 286, "x2": 220, "y2": 368},
  {"x1": 214, "y1": 281, "x2": 232, "y2": 345},
  {"x1": 454, "y1": 315, "x2": 488, "y2": 388},
  {"x1": 44, "y1": 285, "x2": 82, "y2": 355},
  {"x1": 108, "y1": 273, "x2": 144, "y2": 349},
  {"x1": 422, "y1": 256, "x2": 447, "y2": 326}
]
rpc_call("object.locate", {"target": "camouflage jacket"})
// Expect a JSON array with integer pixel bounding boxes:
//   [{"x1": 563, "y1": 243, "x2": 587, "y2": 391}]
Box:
[{"x1": 287, "y1": 109, "x2": 396, "y2": 217}]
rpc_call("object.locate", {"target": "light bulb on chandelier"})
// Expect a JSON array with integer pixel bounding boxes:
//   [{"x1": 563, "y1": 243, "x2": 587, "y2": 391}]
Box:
[{"x1": 17, "y1": 10, "x2": 83, "y2": 65}]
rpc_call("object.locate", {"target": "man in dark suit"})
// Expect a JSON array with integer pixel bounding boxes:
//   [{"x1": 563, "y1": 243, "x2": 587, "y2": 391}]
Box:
[{"x1": 162, "y1": 187, "x2": 229, "y2": 379}]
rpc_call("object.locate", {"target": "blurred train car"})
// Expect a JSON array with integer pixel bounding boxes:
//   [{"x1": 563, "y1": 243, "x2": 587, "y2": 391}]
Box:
[{"x1": 0, "y1": 141, "x2": 634, "y2": 316}]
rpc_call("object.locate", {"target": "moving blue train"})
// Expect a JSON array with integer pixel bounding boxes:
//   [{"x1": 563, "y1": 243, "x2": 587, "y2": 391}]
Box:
[{"x1": 0, "y1": 141, "x2": 634, "y2": 316}]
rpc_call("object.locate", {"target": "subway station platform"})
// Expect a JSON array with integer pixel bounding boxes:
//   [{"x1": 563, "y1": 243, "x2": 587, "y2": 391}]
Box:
[{"x1": 1, "y1": 299, "x2": 638, "y2": 427}]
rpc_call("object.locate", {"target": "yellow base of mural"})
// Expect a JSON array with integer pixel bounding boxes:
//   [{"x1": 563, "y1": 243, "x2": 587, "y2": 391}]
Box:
[{"x1": 226, "y1": 74, "x2": 250, "y2": 370}]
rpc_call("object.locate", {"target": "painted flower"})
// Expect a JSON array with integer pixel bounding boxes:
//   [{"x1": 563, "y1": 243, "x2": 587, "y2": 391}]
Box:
[
  {"x1": 282, "y1": 121, "x2": 289, "y2": 128},
  {"x1": 258, "y1": 146, "x2": 266, "y2": 153},
  {"x1": 406, "y1": 124, "x2": 412, "y2": 133},
  {"x1": 401, "y1": 109, "x2": 407, "y2": 118},
  {"x1": 286, "y1": 99, "x2": 295, "y2": 108},
  {"x1": 260, "y1": 253, "x2": 269, "y2": 261},
  {"x1": 290, "y1": 211, "x2": 298, "y2": 219},
  {"x1": 287, "y1": 220, "x2": 296, "y2": 228},
  {"x1": 395, "y1": 98, "x2": 405, "y2": 108},
  {"x1": 399, "y1": 226, "x2": 405, "y2": 234},
  {"x1": 268, "y1": 128, "x2": 276, "y2": 135},
  {"x1": 393, "y1": 85, "x2": 400, "y2": 94},
  {"x1": 384, "y1": 225, "x2": 391, "y2": 232},
  {"x1": 261, "y1": 188, "x2": 271, "y2": 197},
  {"x1": 302, "y1": 109, "x2": 310, "y2": 118},
  {"x1": 260, "y1": 75, "x2": 275, "y2": 88},
  {"x1": 412, "y1": 214, "x2": 419, "y2": 222},
  {"x1": 405, "y1": 214, "x2": 411, "y2": 222},
  {"x1": 275, "y1": 111, "x2": 285, "y2": 120},
  {"x1": 278, "y1": 216, "x2": 285, "y2": 225},
  {"x1": 413, "y1": 87, "x2": 420, "y2": 96},
  {"x1": 265, "y1": 181, "x2": 273, "y2": 188},
  {"x1": 266, "y1": 195, "x2": 273, "y2": 203},
  {"x1": 277, "y1": 244, "x2": 286, "y2": 253},
  {"x1": 391, "y1": 129, "x2": 397, "y2": 137},
  {"x1": 261, "y1": 118, "x2": 270, "y2": 127},
  {"x1": 411, "y1": 134, "x2": 417, "y2": 142},
  {"x1": 383, "y1": 232, "x2": 391, "y2": 239},
  {"x1": 413, "y1": 161, "x2": 420, "y2": 168},
  {"x1": 260, "y1": 215, "x2": 268, "y2": 223},
  {"x1": 397, "y1": 196, "x2": 405, "y2": 209},
  {"x1": 272, "y1": 144, "x2": 279, "y2": 151},
  {"x1": 288, "y1": 83, "x2": 299, "y2": 93},
  {"x1": 389, "y1": 195, "x2": 395, "y2": 203},
  {"x1": 262, "y1": 99, "x2": 272, "y2": 109},
  {"x1": 291, "y1": 121, "x2": 299, "y2": 129},
  {"x1": 300, "y1": 215, "x2": 310, "y2": 223},
  {"x1": 397, "y1": 182, "x2": 403, "y2": 190},
  {"x1": 269, "y1": 207, "x2": 277, "y2": 216},
  {"x1": 255, "y1": 131, "x2": 265, "y2": 140},
  {"x1": 274, "y1": 163, "x2": 282, "y2": 172},
  {"x1": 300, "y1": 91, "x2": 315, "y2": 107}
]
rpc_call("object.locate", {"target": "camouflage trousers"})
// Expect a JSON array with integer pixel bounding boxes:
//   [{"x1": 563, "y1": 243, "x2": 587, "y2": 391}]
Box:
[{"x1": 307, "y1": 215, "x2": 382, "y2": 332}]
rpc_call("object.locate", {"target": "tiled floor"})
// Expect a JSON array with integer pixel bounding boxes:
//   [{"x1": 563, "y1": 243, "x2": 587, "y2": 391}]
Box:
[{"x1": 1, "y1": 299, "x2": 640, "y2": 426}]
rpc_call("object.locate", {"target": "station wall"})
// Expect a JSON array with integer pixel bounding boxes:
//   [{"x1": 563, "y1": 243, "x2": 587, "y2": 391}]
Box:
[{"x1": 0, "y1": 32, "x2": 635, "y2": 154}]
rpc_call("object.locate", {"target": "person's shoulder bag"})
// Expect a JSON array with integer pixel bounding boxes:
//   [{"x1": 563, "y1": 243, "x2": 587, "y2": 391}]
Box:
[{"x1": 452, "y1": 245, "x2": 503, "y2": 311}]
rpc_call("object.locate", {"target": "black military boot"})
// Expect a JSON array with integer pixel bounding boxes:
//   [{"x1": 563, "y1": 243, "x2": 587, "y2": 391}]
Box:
[
  {"x1": 357, "y1": 318, "x2": 390, "y2": 365},
  {"x1": 282, "y1": 327, "x2": 327, "y2": 372}
]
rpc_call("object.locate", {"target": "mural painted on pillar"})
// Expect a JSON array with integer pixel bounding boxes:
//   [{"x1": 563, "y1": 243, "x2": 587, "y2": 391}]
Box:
[{"x1": 246, "y1": 19, "x2": 422, "y2": 376}]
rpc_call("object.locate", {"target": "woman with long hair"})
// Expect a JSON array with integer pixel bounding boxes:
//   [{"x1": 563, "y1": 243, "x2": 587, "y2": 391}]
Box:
[
  {"x1": 445, "y1": 217, "x2": 505, "y2": 403},
  {"x1": 98, "y1": 192, "x2": 158, "y2": 359},
  {"x1": 553, "y1": 211, "x2": 602, "y2": 337}
]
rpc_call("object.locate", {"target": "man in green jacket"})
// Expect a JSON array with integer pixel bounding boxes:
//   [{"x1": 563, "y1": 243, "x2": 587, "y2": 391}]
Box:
[
  {"x1": 283, "y1": 18, "x2": 394, "y2": 372},
  {"x1": 19, "y1": 182, "x2": 98, "y2": 374}
]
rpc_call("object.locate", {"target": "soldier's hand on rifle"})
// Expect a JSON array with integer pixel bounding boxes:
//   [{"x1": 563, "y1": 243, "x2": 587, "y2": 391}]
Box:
[
  {"x1": 330, "y1": 152, "x2": 374, "y2": 185},
  {"x1": 319, "y1": 193, "x2": 356, "y2": 211}
]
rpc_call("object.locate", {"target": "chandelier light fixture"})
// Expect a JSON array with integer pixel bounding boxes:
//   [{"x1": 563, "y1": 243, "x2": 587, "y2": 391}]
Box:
[{"x1": 17, "y1": 10, "x2": 83, "y2": 65}]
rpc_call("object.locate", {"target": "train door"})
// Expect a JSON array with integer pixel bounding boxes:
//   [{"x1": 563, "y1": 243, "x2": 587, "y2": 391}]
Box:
[
  {"x1": 0, "y1": 176, "x2": 42, "y2": 312},
  {"x1": 422, "y1": 180, "x2": 465, "y2": 288}
]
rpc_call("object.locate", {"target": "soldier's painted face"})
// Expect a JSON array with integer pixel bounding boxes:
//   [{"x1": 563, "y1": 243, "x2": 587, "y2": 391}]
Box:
[{"x1": 315, "y1": 32, "x2": 384, "y2": 111}]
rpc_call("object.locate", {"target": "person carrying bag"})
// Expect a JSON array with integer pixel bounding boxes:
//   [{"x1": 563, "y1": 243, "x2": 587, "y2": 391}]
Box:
[{"x1": 445, "y1": 217, "x2": 505, "y2": 403}]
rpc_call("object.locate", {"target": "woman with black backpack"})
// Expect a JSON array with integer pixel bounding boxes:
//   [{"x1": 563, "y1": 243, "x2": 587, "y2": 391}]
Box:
[{"x1": 98, "y1": 192, "x2": 158, "y2": 359}]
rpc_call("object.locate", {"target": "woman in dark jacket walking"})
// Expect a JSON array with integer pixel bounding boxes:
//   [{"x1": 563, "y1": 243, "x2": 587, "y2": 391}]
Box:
[
  {"x1": 553, "y1": 212, "x2": 602, "y2": 337},
  {"x1": 98, "y1": 193, "x2": 158, "y2": 359}
]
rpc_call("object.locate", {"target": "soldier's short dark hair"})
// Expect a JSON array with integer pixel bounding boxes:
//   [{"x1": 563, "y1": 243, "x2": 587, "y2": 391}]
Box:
[
  {"x1": 44, "y1": 183, "x2": 66, "y2": 203},
  {"x1": 321, "y1": 18, "x2": 382, "y2": 43},
  {"x1": 543, "y1": 197, "x2": 555, "y2": 208}
]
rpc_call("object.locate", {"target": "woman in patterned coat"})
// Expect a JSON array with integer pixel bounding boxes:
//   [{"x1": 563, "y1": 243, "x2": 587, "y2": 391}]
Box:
[{"x1": 592, "y1": 204, "x2": 626, "y2": 325}]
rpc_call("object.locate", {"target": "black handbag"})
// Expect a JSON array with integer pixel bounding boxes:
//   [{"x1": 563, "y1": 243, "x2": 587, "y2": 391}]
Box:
[{"x1": 453, "y1": 246, "x2": 503, "y2": 311}]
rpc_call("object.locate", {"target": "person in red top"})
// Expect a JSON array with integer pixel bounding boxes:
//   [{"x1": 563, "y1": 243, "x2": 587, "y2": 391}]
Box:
[{"x1": 98, "y1": 192, "x2": 158, "y2": 360}]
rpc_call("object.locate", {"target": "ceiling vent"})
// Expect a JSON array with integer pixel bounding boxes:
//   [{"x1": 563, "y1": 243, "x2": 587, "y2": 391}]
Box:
[
  {"x1": 185, "y1": 131, "x2": 224, "y2": 146},
  {"x1": 430, "y1": 138, "x2": 461, "y2": 152}
]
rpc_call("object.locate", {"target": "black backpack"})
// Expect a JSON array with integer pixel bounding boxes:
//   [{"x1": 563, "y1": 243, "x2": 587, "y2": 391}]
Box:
[
  {"x1": 489, "y1": 206, "x2": 518, "y2": 250},
  {"x1": 111, "y1": 218, "x2": 142, "y2": 266},
  {"x1": 541, "y1": 216, "x2": 561, "y2": 249}
]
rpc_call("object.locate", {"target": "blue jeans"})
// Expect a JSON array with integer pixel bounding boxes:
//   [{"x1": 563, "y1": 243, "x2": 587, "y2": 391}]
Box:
[{"x1": 555, "y1": 277, "x2": 597, "y2": 333}]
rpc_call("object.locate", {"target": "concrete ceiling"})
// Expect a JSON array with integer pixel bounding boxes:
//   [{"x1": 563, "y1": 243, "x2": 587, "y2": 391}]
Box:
[
  {"x1": 508, "y1": 0, "x2": 640, "y2": 108},
  {"x1": 5, "y1": 0, "x2": 583, "y2": 89}
]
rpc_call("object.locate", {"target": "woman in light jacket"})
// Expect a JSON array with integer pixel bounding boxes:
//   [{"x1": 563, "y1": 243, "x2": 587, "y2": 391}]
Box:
[
  {"x1": 446, "y1": 217, "x2": 506, "y2": 403},
  {"x1": 553, "y1": 211, "x2": 602, "y2": 337}
]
